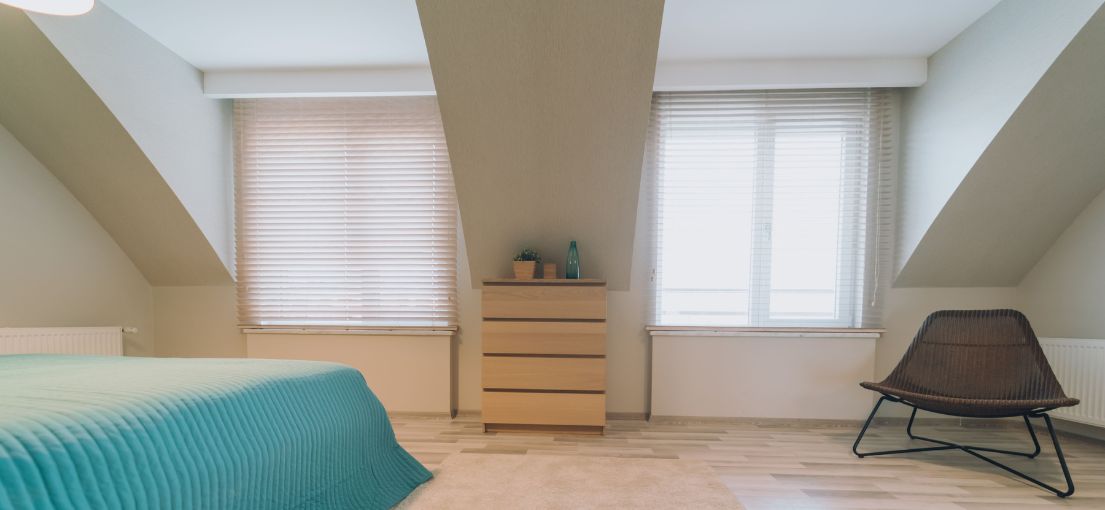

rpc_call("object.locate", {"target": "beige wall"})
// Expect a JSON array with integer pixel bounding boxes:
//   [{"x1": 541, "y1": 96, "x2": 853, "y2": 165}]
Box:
[
  {"x1": 1019, "y1": 188, "x2": 1105, "y2": 339},
  {"x1": 151, "y1": 286, "x2": 455, "y2": 415},
  {"x1": 153, "y1": 285, "x2": 243, "y2": 358},
  {"x1": 0, "y1": 122, "x2": 154, "y2": 354},
  {"x1": 247, "y1": 333, "x2": 453, "y2": 414},
  {"x1": 418, "y1": 0, "x2": 663, "y2": 290},
  {"x1": 896, "y1": 0, "x2": 1103, "y2": 280}
]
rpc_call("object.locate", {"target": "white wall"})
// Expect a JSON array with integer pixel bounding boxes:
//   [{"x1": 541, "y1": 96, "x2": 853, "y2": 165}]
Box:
[
  {"x1": 0, "y1": 122, "x2": 154, "y2": 354},
  {"x1": 643, "y1": 287, "x2": 1021, "y2": 421},
  {"x1": 247, "y1": 333, "x2": 453, "y2": 414},
  {"x1": 30, "y1": 4, "x2": 235, "y2": 273},
  {"x1": 1019, "y1": 188, "x2": 1105, "y2": 339},
  {"x1": 897, "y1": 0, "x2": 1103, "y2": 275},
  {"x1": 651, "y1": 334, "x2": 877, "y2": 420}
]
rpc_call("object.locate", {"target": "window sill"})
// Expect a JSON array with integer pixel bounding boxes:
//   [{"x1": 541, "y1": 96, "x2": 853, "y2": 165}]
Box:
[
  {"x1": 646, "y1": 326, "x2": 883, "y2": 339},
  {"x1": 241, "y1": 326, "x2": 457, "y2": 337}
]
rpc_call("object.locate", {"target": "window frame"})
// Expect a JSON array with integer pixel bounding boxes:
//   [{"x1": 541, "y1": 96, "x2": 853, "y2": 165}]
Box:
[
  {"x1": 648, "y1": 89, "x2": 895, "y2": 329},
  {"x1": 233, "y1": 96, "x2": 458, "y2": 332}
]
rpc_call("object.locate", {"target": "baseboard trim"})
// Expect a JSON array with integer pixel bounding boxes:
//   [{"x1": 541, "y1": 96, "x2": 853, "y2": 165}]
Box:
[
  {"x1": 484, "y1": 423, "x2": 604, "y2": 435},
  {"x1": 448, "y1": 410, "x2": 650, "y2": 421},
  {"x1": 394, "y1": 411, "x2": 1105, "y2": 444},
  {"x1": 387, "y1": 411, "x2": 453, "y2": 419},
  {"x1": 649, "y1": 415, "x2": 861, "y2": 427}
]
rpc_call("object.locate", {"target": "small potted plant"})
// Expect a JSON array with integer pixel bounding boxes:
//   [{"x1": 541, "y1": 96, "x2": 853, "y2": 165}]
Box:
[{"x1": 512, "y1": 248, "x2": 542, "y2": 280}]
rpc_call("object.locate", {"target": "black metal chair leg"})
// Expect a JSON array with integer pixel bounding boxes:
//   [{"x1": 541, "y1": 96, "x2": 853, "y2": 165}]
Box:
[
  {"x1": 910, "y1": 415, "x2": 1041, "y2": 459},
  {"x1": 963, "y1": 415, "x2": 1041, "y2": 458},
  {"x1": 905, "y1": 406, "x2": 919, "y2": 439},
  {"x1": 852, "y1": 399, "x2": 1075, "y2": 498},
  {"x1": 1037, "y1": 413, "x2": 1074, "y2": 497},
  {"x1": 1024, "y1": 414, "x2": 1042, "y2": 458},
  {"x1": 853, "y1": 397, "x2": 957, "y2": 458},
  {"x1": 852, "y1": 396, "x2": 885, "y2": 457}
]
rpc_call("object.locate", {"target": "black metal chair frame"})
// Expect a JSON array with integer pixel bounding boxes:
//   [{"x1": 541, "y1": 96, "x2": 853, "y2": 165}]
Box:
[{"x1": 852, "y1": 394, "x2": 1074, "y2": 498}]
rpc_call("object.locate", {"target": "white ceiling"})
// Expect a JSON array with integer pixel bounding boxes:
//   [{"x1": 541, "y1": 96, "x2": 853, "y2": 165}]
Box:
[
  {"x1": 98, "y1": 0, "x2": 430, "y2": 70},
  {"x1": 100, "y1": 0, "x2": 1001, "y2": 72},
  {"x1": 658, "y1": 0, "x2": 1002, "y2": 61}
]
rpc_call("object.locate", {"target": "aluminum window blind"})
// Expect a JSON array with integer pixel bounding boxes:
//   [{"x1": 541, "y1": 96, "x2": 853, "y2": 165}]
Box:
[
  {"x1": 235, "y1": 97, "x2": 457, "y2": 328},
  {"x1": 648, "y1": 89, "x2": 897, "y2": 328}
]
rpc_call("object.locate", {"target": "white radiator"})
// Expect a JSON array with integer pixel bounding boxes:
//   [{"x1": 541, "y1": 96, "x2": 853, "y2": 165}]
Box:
[
  {"x1": 0, "y1": 327, "x2": 125, "y2": 356},
  {"x1": 1041, "y1": 337, "x2": 1105, "y2": 427}
]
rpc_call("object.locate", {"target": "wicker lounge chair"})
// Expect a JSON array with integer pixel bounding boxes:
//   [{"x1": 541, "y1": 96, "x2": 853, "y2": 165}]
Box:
[{"x1": 852, "y1": 309, "x2": 1079, "y2": 497}]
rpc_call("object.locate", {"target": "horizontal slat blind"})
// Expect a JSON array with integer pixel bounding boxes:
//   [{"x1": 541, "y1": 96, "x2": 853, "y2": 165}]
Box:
[
  {"x1": 235, "y1": 97, "x2": 457, "y2": 328},
  {"x1": 648, "y1": 89, "x2": 897, "y2": 328}
]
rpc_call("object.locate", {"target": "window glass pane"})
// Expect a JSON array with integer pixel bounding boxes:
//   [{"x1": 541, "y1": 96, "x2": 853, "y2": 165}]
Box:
[
  {"x1": 657, "y1": 127, "x2": 755, "y2": 326},
  {"x1": 768, "y1": 130, "x2": 843, "y2": 322}
]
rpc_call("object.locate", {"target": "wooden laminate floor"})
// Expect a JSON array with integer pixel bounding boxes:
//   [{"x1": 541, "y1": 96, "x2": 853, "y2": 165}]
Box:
[{"x1": 391, "y1": 415, "x2": 1105, "y2": 510}]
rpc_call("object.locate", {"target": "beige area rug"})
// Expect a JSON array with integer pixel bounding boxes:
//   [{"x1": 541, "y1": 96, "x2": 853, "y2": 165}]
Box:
[{"x1": 396, "y1": 453, "x2": 743, "y2": 509}]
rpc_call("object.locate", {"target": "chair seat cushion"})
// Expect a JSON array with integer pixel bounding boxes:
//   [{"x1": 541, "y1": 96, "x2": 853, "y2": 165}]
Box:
[{"x1": 860, "y1": 381, "x2": 1080, "y2": 418}]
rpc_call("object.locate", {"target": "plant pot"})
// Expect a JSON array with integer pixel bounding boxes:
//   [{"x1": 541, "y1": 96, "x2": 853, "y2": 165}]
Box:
[{"x1": 513, "y1": 261, "x2": 537, "y2": 280}]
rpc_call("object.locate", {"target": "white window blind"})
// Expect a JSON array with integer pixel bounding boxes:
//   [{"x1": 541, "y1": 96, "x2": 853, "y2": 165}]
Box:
[
  {"x1": 234, "y1": 97, "x2": 457, "y2": 328},
  {"x1": 648, "y1": 89, "x2": 897, "y2": 328}
]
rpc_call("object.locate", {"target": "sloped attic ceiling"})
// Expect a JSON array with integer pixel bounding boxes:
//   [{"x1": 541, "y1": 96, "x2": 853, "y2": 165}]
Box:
[
  {"x1": 417, "y1": 0, "x2": 664, "y2": 290},
  {"x1": 0, "y1": 8, "x2": 230, "y2": 285},
  {"x1": 896, "y1": 4, "x2": 1105, "y2": 287},
  {"x1": 29, "y1": 4, "x2": 235, "y2": 276}
]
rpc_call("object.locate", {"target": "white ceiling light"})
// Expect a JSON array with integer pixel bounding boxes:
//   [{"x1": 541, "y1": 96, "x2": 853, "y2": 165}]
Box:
[{"x1": 1, "y1": 0, "x2": 94, "y2": 16}]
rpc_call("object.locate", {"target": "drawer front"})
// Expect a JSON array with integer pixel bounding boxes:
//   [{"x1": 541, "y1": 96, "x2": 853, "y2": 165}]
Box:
[
  {"x1": 483, "y1": 356, "x2": 605, "y2": 391},
  {"x1": 482, "y1": 321, "x2": 606, "y2": 355},
  {"x1": 482, "y1": 284, "x2": 606, "y2": 320},
  {"x1": 482, "y1": 391, "x2": 605, "y2": 426}
]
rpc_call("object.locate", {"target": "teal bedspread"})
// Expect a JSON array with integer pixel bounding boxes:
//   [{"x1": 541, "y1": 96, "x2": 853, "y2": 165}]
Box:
[{"x1": 0, "y1": 355, "x2": 430, "y2": 510}]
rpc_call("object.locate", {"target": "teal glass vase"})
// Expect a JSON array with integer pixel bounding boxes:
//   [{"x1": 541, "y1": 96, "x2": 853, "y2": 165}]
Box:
[{"x1": 566, "y1": 240, "x2": 580, "y2": 279}]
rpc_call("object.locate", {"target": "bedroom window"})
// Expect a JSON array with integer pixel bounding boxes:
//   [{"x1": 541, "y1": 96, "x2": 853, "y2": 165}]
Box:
[
  {"x1": 648, "y1": 89, "x2": 897, "y2": 328},
  {"x1": 234, "y1": 97, "x2": 457, "y2": 329}
]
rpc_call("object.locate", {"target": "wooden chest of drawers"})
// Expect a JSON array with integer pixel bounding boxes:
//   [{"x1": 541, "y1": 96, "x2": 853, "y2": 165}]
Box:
[{"x1": 481, "y1": 279, "x2": 607, "y2": 433}]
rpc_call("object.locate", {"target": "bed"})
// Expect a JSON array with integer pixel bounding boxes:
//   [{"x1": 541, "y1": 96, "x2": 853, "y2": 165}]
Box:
[{"x1": 0, "y1": 355, "x2": 431, "y2": 510}]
